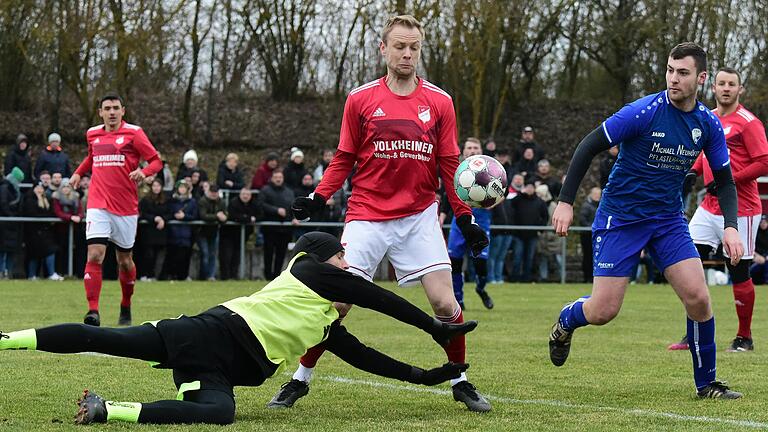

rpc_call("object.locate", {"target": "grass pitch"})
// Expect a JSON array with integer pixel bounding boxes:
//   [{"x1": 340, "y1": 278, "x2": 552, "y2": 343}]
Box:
[{"x1": 2, "y1": 279, "x2": 768, "y2": 431}]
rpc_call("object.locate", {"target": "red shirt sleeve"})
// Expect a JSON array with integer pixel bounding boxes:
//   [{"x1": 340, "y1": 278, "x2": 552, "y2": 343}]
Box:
[
  {"x1": 134, "y1": 129, "x2": 159, "y2": 162},
  {"x1": 437, "y1": 98, "x2": 459, "y2": 157},
  {"x1": 438, "y1": 155, "x2": 472, "y2": 218},
  {"x1": 141, "y1": 154, "x2": 163, "y2": 177},
  {"x1": 75, "y1": 141, "x2": 93, "y2": 176},
  {"x1": 337, "y1": 95, "x2": 362, "y2": 154},
  {"x1": 732, "y1": 121, "x2": 768, "y2": 183},
  {"x1": 314, "y1": 150, "x2": 356, "y2": 201}
]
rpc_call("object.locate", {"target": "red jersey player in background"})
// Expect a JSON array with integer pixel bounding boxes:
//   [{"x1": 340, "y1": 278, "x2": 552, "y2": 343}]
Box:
[
  {"x1": 70, "y1": 93, "x2": 163, "y2": 327},
  {"x1": 268, "y1": 15, "x2": 491, "y2": 412},
  {"x1": 668, "y1": 67, "x2": 768, "y2": 352}
]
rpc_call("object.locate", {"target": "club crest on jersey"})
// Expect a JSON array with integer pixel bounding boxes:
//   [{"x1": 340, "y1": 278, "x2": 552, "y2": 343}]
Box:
[
  {"x1": 723, "y1": 126, "x2": 732, "y2": 136},
  {"x1": 691, "y1": 128, "x2": 702, "y2": 145},
  {"x1": 418, "y1": 106, "x2": 431, "y2": 123},
  {"x1": 116, "y1": 136, "x2": 125, "y2": 145}
]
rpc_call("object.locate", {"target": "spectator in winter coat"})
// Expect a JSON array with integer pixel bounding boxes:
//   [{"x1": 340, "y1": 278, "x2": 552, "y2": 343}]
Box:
[
  {"x1": 52, "y1": 179, "x2": 85, "y2": 275},
  {"x1": 535, "y1": 184, "x2": 560, "y2": 282},
  {"x1": 197, "y1": 184, "x2": 227, "y2": 281},
  {"x1": 513, "y1": 126, "x2": 546, "y2": 163},
  {"x1": 4, "y1": 135, "x2": 32, "y2": 182},
  {"x1": 508, "y1": 182, "x2": 549, "y2": 282},
  {"x1": 578, "y1": 187, "x2": 601, "y2": 283},
  {"x1": 283, "y1": 147, "x2": 309, "y2": 194},
  {"x1": 138, "y1": 179, "x2": 172, "y2": 280},
  {"x1": 532, "y1": 159, "x2": 562, "y2": 199},
  {"x1": 312, "y1": 149, "x2": 334, "y2": 184},
  {"x1": 161, "y1": 180, "x2": 199, "y2": 280},
  {"x1": 34, "y1": 133, "x2": 72, "y2": 178},
  {"x1": 513, "y1": 148, "x2": 538, "y2": 183},
  {"x1": 0, "y1": 167, "x2": 25, "y2": 278},
  {"x1": 176, "y1": 149, "x2": 208, "y2": 183},
  {"x1": 487, "y1": 182, "x2": 513, "y2": 284},
  {"x1": 216, "y1": 153, "x2": 244, "y2": 191},
  {"x1": 23, "y1": 183, "x2": 61, "y2": 280},
  {"x1": 251, "y1": 152, "x2": 279, "y2": 190},
  {"x1": 220, "y1": 188, "x2": 261, "y2": 280},
  {"x1": 257, "y1": 169, "x2": 298, "y2": 280}
]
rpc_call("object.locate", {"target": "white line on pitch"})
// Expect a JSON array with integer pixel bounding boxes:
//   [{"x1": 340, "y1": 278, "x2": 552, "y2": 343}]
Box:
[{"x1": 319, "y1": 375, "x2": 768, "y2": 430}]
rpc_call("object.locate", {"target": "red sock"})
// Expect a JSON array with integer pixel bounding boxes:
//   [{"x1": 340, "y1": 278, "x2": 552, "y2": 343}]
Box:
[
  {"x1": 733, "y1": 280, "x2": 755, "y2": 339},
  {"x1": 300, "y1": 343, "x2": 327, "y2": 368},
  {"x1": 119, "y1": 265, "x2": 137, "y2": 308},
  {"x1": 84, "y1": 262, "x2": 103, "y2": 311},
  {"x1": 438, "y1": 308, "x2": 465, "y2": 364}
]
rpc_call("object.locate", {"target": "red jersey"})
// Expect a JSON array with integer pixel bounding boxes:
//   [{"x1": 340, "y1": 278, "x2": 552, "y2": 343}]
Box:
[
  {"x1": 315, "y1": 77, "x2": 470, "y2": 222},
  {"x1": 695, "y1": 105, "x2": 768, "y2": 216},
  {"x1": 78, "y1": 121, "x2": 159, "y2": 216}
]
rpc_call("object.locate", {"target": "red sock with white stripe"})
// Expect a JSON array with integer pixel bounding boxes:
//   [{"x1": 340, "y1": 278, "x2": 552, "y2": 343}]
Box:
[
  {"x1": 119, "y1": 265, "x2": 137, "y2": 308},
  {"x1": 733, "y1": 280, "x2": 755, "y2": 339},
  {"x1": 84, "y1": 262, "x2": 103, "y2": 311},
  {"x1": 437, "y1": 307, "x2": 467, "y2": 385}
]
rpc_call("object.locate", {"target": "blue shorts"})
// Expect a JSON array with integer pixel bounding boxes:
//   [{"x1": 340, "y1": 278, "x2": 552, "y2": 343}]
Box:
[
  {"x1": 591, "y1": 210, "x2": 699, "y2": 277},
  {"x1": 447, "y1": 212, "x2": 491, "y2": 259}
]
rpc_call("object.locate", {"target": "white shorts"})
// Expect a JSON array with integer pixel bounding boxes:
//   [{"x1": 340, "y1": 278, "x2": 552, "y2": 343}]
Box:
[
  {"x1": 341, "y1": 202, "x2": 451, "y2": 285},
  {"x1": 688, "y1": 207, "x2": 760, "y2": 259},
  {"x1": 86, "y1": 208, "x2": 138, "y2": 250}
]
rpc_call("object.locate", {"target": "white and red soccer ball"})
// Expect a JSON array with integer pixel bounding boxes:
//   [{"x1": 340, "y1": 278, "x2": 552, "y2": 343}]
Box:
[{"x1": 453, "y1": 155, "x2": 508, "y2": 209}]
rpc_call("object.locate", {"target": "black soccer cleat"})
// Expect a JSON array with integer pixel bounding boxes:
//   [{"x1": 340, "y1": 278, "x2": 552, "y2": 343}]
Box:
[
  {"x1": 452, "y1": 381, "x2": 491, "y2": 412},
  {"x1": 267, "y1": 379, "x2": 309, "y2": 408},
  {"x1": 118, "y1": 306, "x2": 132, "y2": 326},
  {"x1": 726, "y1": 336, "x2": 753, "y2": 353},
  {"x1": 475, "y1": 288, "x2": 494, "y2": 309},
  {"x1": 549, "y1": 320, "x2": 573, "y2": 367},
  {"x1": 75, "y1": 389, "x2": 107, "y2": 424},
  {"x1": 83, "y1": 310, "x2": 101, "y2": 327},
  {"x1": 697, "y1": 381, "x2": 742, "y2": 399}
]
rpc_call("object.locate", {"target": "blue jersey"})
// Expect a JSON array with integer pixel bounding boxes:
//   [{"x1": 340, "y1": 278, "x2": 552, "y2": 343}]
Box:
[{"x1": 600, "y1": 90, "x2": 729, "y2": 221}]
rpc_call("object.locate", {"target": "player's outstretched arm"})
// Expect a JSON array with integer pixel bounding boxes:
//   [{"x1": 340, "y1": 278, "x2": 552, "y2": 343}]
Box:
[
  {"x1": 554, "y1": 127, "x2": 611, "y2": 236},
  {"x1": 324, "y1": 322, "x2": 469, "y2": 386},
  {"x1": 291, "y1": 257, "x2": 477, "y2": 345}
]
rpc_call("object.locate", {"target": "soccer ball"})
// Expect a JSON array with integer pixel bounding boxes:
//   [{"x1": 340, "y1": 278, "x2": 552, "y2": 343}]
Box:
[{"x1": 453, "y1": 155, "x2": 507, "y2": 209}]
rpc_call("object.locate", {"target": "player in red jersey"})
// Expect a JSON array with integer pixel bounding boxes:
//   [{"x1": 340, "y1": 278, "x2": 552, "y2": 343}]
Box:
[
  {"x1": 70, "y1": 93, "x2": 163, "y2": 327},
  {"x1": 668, "y1": 68, "x2": 768, "y2": 352},
  {"x1": 267, "y1": 15, "x2": 491, "y2": 412}
]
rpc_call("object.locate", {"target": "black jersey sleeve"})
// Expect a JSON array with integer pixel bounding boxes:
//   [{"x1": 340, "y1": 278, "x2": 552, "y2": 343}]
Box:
[
  {"x1": 290, "y1": 255, "x2": 435, "y2": 332},
  {"x1": 558, "y1": 127, "x2": 612, "y2": 204}
]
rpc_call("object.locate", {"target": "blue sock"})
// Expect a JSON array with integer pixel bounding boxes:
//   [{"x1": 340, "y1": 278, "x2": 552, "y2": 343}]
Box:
[
  {"x1": 558, "y1": 296, "x2": 591, "y2": 331},
  {"x1": 687, "y1": 316, "x2": 716, "y2": 390},
  {"x1": 452, "y1": 272, "x2": 464, "y2": 304}
]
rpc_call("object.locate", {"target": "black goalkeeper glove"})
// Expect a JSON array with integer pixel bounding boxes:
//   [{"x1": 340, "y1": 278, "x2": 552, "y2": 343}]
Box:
[
  {"x1": 705, "y1": 181, "x2": 718, "y2": 197},
  {"x1": 456, "y1": 214, "x2": 489, "y2": 257},
  {"x1": 291, "y1": 193, "x2": 326, "y2": 221},
  {"x1": 682, "y1": 170, "x2": 697, "y2": 196},
  {"x1": 429, "y1": 318, "x2": 478, "y2": 347},
  {"x1": 409, "y1": 362, "x2": 470, "y2": 386}
]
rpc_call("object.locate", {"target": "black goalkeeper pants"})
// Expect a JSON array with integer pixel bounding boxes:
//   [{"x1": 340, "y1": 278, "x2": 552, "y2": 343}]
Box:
[{"x1": 36, "y1": 323, "x2": 236, "y2": 424}]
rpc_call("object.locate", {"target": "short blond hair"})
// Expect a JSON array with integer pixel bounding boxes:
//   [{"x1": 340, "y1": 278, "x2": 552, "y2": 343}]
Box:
[
  {"x1": 381, "y1": 14, "x2": 424, "y2": 43},
  {"x1": 225, "y1": 152, "x2": 239, "y2": 162}
]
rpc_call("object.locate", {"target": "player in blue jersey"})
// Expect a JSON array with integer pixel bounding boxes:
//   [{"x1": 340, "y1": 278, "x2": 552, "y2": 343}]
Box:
[
  {"x1": 448, "y1": 138, "x2": 494, "y2": 310},
  {"x1": 548, "y1": 42, "x2": 743, "y2": 399}
]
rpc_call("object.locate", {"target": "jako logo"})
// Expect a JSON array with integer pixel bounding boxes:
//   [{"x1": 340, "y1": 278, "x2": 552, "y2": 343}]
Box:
[
  {"x1": 651, "y1": 131, "x2": 665, "y2": 138},
  {"x1": 597, "y1": 262, "x2": 614, "y2": 269}
]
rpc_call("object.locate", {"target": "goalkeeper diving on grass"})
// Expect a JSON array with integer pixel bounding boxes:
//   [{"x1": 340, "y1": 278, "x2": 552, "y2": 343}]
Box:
[{"x1": 0, "y1": 232, "x2": 476, "y2": 425}]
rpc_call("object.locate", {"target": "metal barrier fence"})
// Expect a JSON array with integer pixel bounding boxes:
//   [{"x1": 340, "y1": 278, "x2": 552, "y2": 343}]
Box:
[{"x1": 0, "y1": 217, "x2": 591, "y2": 283}]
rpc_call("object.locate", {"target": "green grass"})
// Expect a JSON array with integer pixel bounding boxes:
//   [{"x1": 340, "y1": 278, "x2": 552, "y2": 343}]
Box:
[{"x1": 2, "y1": 279, "x2": 768, "y2": 431}]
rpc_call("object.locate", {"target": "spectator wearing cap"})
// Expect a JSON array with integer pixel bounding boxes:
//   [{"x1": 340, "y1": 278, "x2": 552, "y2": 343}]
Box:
[
  {"x1": 251, "y1": 152, "x2": 280, "y2": 190},
  {"x1": 216, "y1": 153, "x2": 244, "y2": 191},
  {"x1": 197, "y1": 184, "x2": 227, "y2": 281},
  {"x1": 0, "y1": 167, "x2": 25, "y2": 278},
  {"x1": 283, "y1": 146, "x2": 309, "y2": 194},
  {"x1": 34, "y1": 133, "x2": 72, "y2": 179},
  {"x1": 4, "y1": 134, "x2": 32, "y2": 183},
  {"x1": 513, "y1": 126, "x2": 545, "y2": 163},
  {"x1": 508, "y1": 181, "x2": 548, "y2": 282},
  {"x1": 177, "y1": 149, "x2": 208, "y2": 183},
  {"x1": 161, "y1": 180, "x2": 199, "y2": 281}
]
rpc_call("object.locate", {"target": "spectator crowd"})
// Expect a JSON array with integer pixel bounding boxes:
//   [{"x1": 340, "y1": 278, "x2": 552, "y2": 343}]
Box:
[{"x1": 2, "y1": 126, "x2": 713, "y2": 285}]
